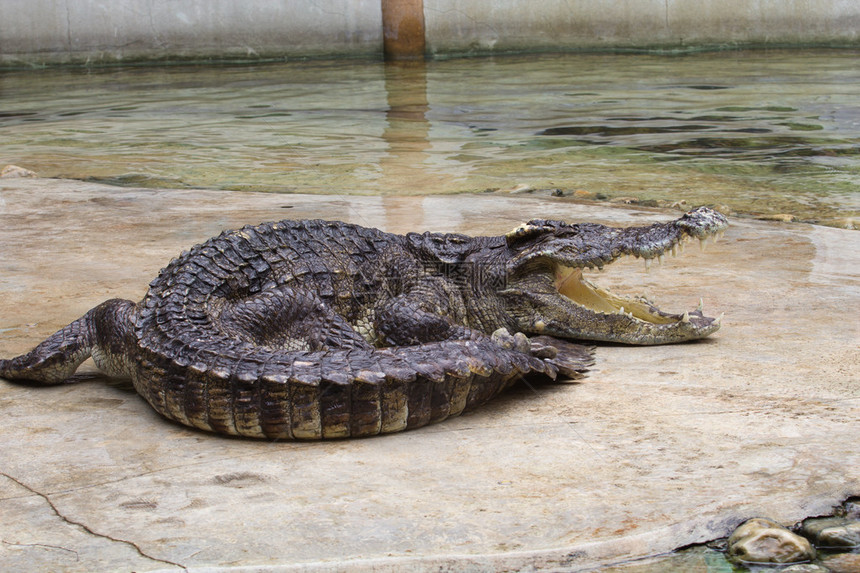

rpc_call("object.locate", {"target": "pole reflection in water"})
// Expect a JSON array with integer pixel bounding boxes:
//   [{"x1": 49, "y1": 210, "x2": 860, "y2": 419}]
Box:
[
  {"x1": 381, "y1": 60, "x2": 441, "y2": 192},
  {"x1": 381, "y1": 60, "x2": 472, "y2": 231}
]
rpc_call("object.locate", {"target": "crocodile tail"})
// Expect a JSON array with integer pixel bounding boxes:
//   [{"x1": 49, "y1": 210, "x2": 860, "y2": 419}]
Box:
[
  {"x1": 134, "y1": 334, "x2": 592, "y2": 440},
  {"x1": 0, "y1": 299, "x2": 136, "y2": 385}
]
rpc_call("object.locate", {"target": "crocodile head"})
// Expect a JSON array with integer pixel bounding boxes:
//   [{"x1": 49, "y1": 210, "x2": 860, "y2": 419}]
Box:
[{"x1": 500, "y1": 207, "x2": 728, "y2": 345}]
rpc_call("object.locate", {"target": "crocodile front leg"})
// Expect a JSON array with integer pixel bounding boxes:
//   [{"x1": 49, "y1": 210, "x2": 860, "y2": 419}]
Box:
[{"x1": 373, "y1": 276, "x2": 477, "y2": 347}]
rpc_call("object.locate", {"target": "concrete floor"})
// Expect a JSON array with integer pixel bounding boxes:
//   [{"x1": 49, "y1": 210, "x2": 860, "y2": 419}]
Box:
[{"x1": 0, "y1": 178, "x2": 857, "y2": 572}]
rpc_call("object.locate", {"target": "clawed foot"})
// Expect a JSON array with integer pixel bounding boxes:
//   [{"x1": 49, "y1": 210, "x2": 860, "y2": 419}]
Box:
[
  {"x1": 491, "y1": 328, "x2": 557, "y2": 358},
  {"x1": 528, "y1": 338, "x2": 559, "y2": 359},
  {"x1": 531, "y1": 335, "x2": 594, "y2": 380},
  {"x1": 492, "y1": 329, "x2": 594, "y2": 380},
  {"x1": 491, "y1": 328, "x2": 531, "y2": 353}
]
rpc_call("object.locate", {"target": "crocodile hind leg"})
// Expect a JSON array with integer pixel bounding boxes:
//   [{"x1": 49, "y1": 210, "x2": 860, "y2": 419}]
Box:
[
  {"x1": 218, "y1": 285, "x2": 373, "y2": 351},
  {"x1": 0, "y1": 298, "x2": 137, "y2": 384}
]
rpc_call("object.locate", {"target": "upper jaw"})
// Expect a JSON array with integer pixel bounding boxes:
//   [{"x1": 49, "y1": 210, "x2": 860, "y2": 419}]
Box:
[{"x1": 567, "y1": 212, "x2": 728, "y2": 272}]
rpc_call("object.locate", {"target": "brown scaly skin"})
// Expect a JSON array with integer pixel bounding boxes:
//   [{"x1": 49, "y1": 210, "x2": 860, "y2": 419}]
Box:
[{"x1": 0, "y1": 208, "x2": 727, "y2": 439}]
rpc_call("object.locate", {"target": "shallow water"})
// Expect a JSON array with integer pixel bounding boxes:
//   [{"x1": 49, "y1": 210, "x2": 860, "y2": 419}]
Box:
[
  {"x1": 596, "y1": 543, "x2": 860, "y2": 573},
  {"x1": 596, "y1": 545, "x2": 733, "y2": 572},
  {"x1": 1, "y1": 50, "x2": 858, "y2": 228}
]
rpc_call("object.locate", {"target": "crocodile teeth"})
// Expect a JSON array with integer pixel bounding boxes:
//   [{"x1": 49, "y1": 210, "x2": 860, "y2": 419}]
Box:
[
  {"x1": 614, "y1": 306, "x2": 635, "y2": 319},
  {"x1": 697, "y1": 298, "x2": 704, "y2": 311},
  {"x1": 658, "y1": 254, "x2": 665, "y2": 266},
  {"x1": 681, "y1": 311, "x2": 690, "y2": 323},
  {"x1": 644, "y1": 258, "x2": 652, "y2": 272},
  {"x1": 670, "y1": 245, "x2": 678, "y2": 257},
  {"x1": 699, "y1": 237, "x2": 708, "y2": 251},
  {"x1": 714, "y1": 312, "x2": 724, "y2": 325}
]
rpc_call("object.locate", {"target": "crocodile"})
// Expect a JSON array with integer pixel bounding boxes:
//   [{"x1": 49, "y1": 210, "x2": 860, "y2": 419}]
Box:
[{"x1": 0, "y1": 207, "x2": 727, "y2": 439}]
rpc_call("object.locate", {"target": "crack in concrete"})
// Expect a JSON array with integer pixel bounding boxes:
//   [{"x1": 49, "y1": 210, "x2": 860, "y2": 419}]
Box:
[
  {"x1": 1, "y1": 472, "x2": 186, "y2": 571},
  {"x1": 2, "y1": 539, "x2": 80, "y2": 559},
  {"x1": 0, "y1": 445, "x2": 291, "y2": 503}
]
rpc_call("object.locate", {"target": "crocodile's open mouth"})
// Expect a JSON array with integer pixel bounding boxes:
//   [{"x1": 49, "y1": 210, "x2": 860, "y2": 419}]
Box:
[
  {"x1": 555, "y1": 266, "x2": 680, "y2": 324},
  {"x1": 504, "y1": 206, "x2": 728, "y2": 344},
  {"x1": 547, "y1": 233, "x2": 724, "y2": 343}
]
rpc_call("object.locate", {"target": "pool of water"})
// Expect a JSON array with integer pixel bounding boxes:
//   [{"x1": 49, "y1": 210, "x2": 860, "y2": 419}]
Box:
[
  {"x1": 596, "y1": 545, "x2": 733, "y2": 572},
  {"x1": 596, "y1": 543, "x2": 860, "y2": 573},
  {"x1": 1, "y1": 50, "x2": 858, "y2": 228}
]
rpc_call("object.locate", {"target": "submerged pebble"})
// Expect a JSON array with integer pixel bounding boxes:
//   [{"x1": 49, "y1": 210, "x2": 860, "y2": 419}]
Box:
[
  {"x1": 0, "y1": 164, "x2": 37, "y2": 178},
  {"x1": 505, "y1": 183, "x2": 534, "y2": 194},
  {"x1": 727, "y1": 517, "x2": 816, "y2": 564},
  {"x1": 609, "y1": 196, "x2": 640, "y2": 204},
  {"x1": 843, "y1": 497, "x2": 860, "y2": 518},
  {"x1": 821, "y1": 553, "x2": 860, "y2": 573},
  {"x1": 756, "y1": 213, "x2": 797, "y2": 222},
  {"x1": 800, "y1": 516, "x2": 860, "y2": 548},
  {"x1": 779, "y1": 564, "x2": 831, "y2": 573}
]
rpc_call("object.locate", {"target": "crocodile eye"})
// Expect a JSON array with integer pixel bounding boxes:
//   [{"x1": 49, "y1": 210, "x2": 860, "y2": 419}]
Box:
[{"x1": 504, "y1": 221, "x2": 554, "y2": 245}]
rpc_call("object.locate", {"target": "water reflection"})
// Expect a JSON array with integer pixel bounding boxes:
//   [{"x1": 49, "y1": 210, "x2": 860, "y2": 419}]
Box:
[
  {"x1": 380, "y1": 61, "x2": 437, "y2": 191},
  {"x1": 536, "y1": 111, "x2": 857, "y2": 167},
  {"x1": 0, "y1": 51, "x2": 857, "y2": 228}
]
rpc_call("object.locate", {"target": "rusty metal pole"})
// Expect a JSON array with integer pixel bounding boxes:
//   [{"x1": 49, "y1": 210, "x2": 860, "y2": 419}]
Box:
[{"x1": 381, "y1": 0, "x2": 426, "y2": 60}]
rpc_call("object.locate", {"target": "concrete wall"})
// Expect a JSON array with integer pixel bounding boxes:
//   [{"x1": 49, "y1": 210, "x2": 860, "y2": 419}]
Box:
[
  {"x1": 0, "y1": 0, "x2": 383, "y2": 66},
  {"x1": 424, "y1": 0, "x2": 860, "y2": 55},
  {"x1": 1, "y1": 0, "x2": 858, "y2": 66}
]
